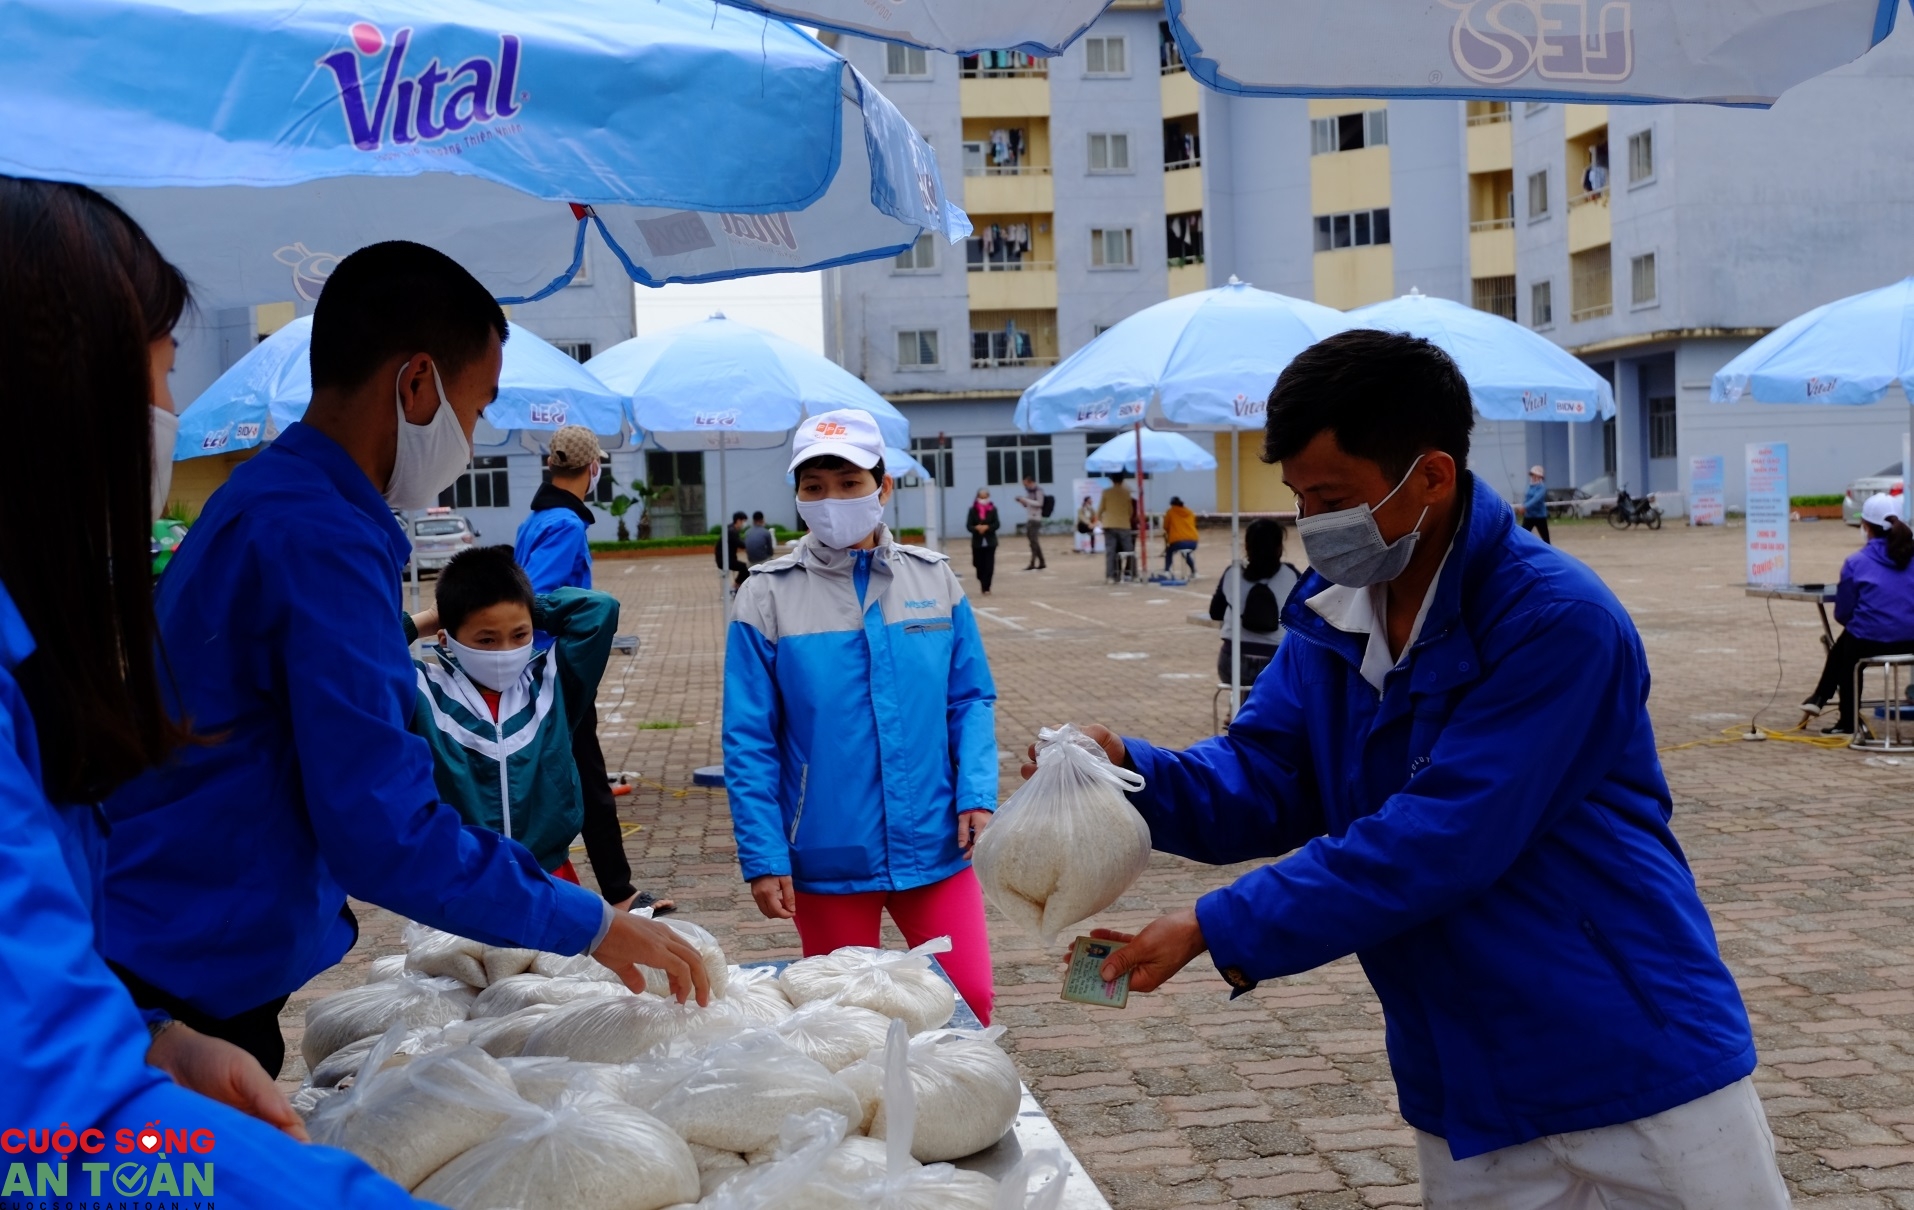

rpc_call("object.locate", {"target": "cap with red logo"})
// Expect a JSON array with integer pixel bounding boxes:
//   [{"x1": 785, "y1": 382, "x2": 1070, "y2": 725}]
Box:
[{"x1": 788, "y1": 408, "x2": 885, "y2": 473}]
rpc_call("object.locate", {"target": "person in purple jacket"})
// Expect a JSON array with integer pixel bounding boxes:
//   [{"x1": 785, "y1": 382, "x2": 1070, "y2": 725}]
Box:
[{"x1": 1800, "y1": 491, "x2": 1914, "y2": 734}]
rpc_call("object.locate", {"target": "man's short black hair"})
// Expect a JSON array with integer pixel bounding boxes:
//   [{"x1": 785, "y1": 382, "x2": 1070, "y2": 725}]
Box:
[
  {"x1": 732, "y1": 511, "x2": 748, "y2": 523},
  {"x1": 751, "y1": 511, "x2": 765, "y2": 522},
  {"x1": 1263, "y1": 329, "x2": 1473, "y2": 480},
  {"x1": 310, "y1": 240, "x2": 508, "y2": 392},
  {"x1": 435, "y1": 545, "x2": 533, "y2": 636},
  {"x1": 794, "y1": 453, "x2": 886, "y2": 483}
]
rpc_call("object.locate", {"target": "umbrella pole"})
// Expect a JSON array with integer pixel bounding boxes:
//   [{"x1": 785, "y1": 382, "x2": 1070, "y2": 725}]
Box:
[
  {"x1": 1133, "y1": 422, "x2": 1148, "y2": 580},
  {"x1": 1230, "y1": 430, "x2": 1242, "y2": 721},
  {"x1": 718, "y1": 442, "x2": 730, "y2": 609}
]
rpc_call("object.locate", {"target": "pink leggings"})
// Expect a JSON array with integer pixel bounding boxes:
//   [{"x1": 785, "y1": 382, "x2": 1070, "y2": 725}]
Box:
[{"x1": 793, "y1": 867, "x2": 995, "y2": 1025}]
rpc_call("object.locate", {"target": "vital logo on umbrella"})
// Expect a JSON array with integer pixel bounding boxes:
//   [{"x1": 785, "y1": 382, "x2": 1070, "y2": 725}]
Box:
[
  {"x1": 1444, "y1": 0, "x2": 1634, "y2": 87},
  {"x1": 318, "y1": 23, "x2": 524, "y2": 154}
]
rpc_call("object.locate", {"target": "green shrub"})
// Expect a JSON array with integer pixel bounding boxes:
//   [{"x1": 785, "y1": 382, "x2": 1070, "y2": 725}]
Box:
[{"x1": 1789, "y1": 495, "x2": 1846, "y2": 508}]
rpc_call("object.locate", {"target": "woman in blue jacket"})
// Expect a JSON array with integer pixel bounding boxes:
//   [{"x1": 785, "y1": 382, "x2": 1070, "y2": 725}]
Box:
[
  {"x1": 0, "y1": 176, "x2": 437, "y2": 1206},
  {"x1": 1035, "y1": 332, "x2": 1785, "y2": 1207},
  {"x1": 1800, "y1": 492, "x2": 1914, "y2": 735}
]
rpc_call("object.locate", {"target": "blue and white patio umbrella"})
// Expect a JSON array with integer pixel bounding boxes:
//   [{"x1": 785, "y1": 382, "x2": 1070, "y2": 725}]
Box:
[
  {"x1": 1712, "y1": 277, "x2": 1914, "y2": 405},
  {"x1": 1085, "y1": 428, "x2": 1217, "y2": 475},
  {"x1": 174, "y1": 318, "x2": 627, "y2": 459},
  {"x1": 0, "y1": 0, "x2": 967, "y2": 309},
  {"x1": 1348, "y1": 290, "x2": 1615, "y2": 422},
  {"x1": 723, "y1": 0, "x2": 1902, "y2": 107}
]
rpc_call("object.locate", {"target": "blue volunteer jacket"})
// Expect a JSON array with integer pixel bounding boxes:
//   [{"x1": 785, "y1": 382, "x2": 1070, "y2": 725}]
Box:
[
  {"x1": 103, "y1": 423, "x2": 606, "y2": 1020},
  {"x1": 516, "y1": 482, "x2": 595, "y2": 593},
  {"x1": 0, "y1": 580, "x2": 431, "y2": 1207},
  {"x1": 1125, "y1": 474, "x2": 1754, "y2": 1159},
  {"x1": 724, "y1": 528, "x2": 998, "y2": 894}
]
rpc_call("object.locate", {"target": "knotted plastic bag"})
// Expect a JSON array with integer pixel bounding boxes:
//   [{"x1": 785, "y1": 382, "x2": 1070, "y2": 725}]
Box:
[
  {"x1": 301, "y1": 972, "x2": 477, "y2": 1069},
  {"x1": 636, "y1": 917, "x2": 731, "y2": 1000},
  {"x1": 771, "y1": 1001, "x2": 893, "y2": 1073},
  {"x1": 411, "y1": 1088, "x2": 700, "y2": 1210},
  {"x1": 463, "y1": 1001, "x2": 563, "y2": 1057},
  {"x1": 723, "y1": 964, "x2": 796, "y2": 1025},
  {"x1": 521, "y1": 993, "x2": 747, "y2": 1064},
  {"x1": 840, "y1": 1025, "x2": 1022, "y2": 1163},
  {"x1": 365, "y1": 954, "x2": 407, "y2": 984},
  {"x1": 648, "y1": 1031, "x2": 863, "y2": 1155},
  {"x1": 972, "y1": 724, "x2": 1150, "y2": 944},
  {"x1": 778, "y1": 938, "x2": 958, "y2": 1034},
  {"x1": 403, "y1": 923, "x2": 490, "y2": 988},
  {"x1": 532, "y1": 950, "x2": 625, "y2": 982}
]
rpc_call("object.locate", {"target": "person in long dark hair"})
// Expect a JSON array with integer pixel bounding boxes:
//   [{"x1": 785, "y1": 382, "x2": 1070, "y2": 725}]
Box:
[
  {"x1": 0, "y1": 174, "x2": 445, "y2": 1206},
  {"x1": 1208, "y1": 518, "x2": 1300, "y2": 687},
  {"x1": 966, "y1": 487, "x2": 1001, "y2": 594},
  {"x1": 1801, "y1": 492, "x2": 1914, "y2": 734}
]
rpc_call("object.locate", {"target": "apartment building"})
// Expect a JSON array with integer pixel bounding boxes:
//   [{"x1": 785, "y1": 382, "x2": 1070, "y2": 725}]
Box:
[{"x1": 821, "y1": 3, "x2": 1224, "y2": 536}]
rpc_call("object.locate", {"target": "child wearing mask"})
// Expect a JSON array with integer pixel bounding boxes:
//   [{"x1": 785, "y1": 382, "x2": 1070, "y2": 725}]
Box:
[
  {"x1": 403, "y1": 545, "x2": 619, "y2": 882},
  {"x1": 723, "y1": 409, "x2": 1002, "y2": 1022}
]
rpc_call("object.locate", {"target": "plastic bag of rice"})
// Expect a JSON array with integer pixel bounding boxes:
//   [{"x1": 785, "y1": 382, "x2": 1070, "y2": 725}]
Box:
[
  {"x1": 500, "y1": 1056, "x2": 631, "y2": 1108},
  {"x1": 840, "y1": 1025, "x2": 1021, "y2": 1163},
  {"x1": 289, "y1": 1084, "x2": 340, "y2": 1121},
  {"x1": 305, "y1": 1030, "x2": 528, "y2": 1190},
  {"x1": 971, "y1": 724, "x2": 1150, "y2": 945},
  {"x1": 722, "y1": 964, "x2": 795, "y2": 1025},
  {"x1": 770, "y1": 1001, "x2": 893, "y2": 1073},
  {"x1": 688, "y1": 1143, "x2": 749, "y2": 1199},
  {"x1": 482, "y1": 945, "x2": 539, "y2": 984},
  {"x1": 464, "y1": 1002, "x2": 563, "y2": 1058},
  {"x1": 471, "y1": 973, "x2": 626, "y2": 1018},
  {"x1": 301, "y1": 972, "x2": 477, "y2": 1070},
  {"x1": 403, "y1": 923, "x2": 490, "y2": 988},
  {"x1": 306, "y1": 1028, "x2": 435, "y2": 1089},
  {"x1": 365, "y1": 954, "x2": 407, "y2": 984},
  {"x1": 778, "y1": 939, "x2": 957, "y2": 1035},
  {"x1": 635, "y1": 918, "x2": 731, "y2": 1000},
  {"x1": 412, "y1": 1089, "x2": 699, "y2": 1210},
  {"x1": 648, "y1": 1032, "x2": 862, "y2": 1155},
  {"x1": 521, "y1": 994, "x2": 746, "y2": 1065},
  {"x1": 531, "y1": 950, "x2": 624, "y2": 982}
]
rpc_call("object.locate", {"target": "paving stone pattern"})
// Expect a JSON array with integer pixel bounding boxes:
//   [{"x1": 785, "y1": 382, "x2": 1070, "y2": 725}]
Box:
[{"x1": 281, "y1": 521, "x2": 1914, "y2": 1208}]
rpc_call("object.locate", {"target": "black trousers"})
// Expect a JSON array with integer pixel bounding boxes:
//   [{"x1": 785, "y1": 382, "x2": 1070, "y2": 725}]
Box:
[
  {"x1": 109, "y1": 961, "x2": 296, "y2": 1079},
  {"x1": 1217, "y1": 638, "x2": 1279, "y2": 689},
  {"x1": 573, "y1": 700, "x2": 635, "y2": 904},
  {"x1": 972, "y1": 545, "x2": 996, "y2": 592},
  {"x1": 1521, "y1": 515, "x2": 1552, "y2": 544},
  {"x1": 1810, "y1": 632, "x2": 1914, "y2": 726}
]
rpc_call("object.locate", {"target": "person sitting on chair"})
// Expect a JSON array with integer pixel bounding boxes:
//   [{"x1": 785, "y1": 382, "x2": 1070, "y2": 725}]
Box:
[
  {"x1": 1801, "y1": 493, "x2": 1914, "y2": 735},
  {"x1": 1209, "y1": 518, "x2": 1300, "y2": 688},
  {"x1": 1163, "y1": 497, "x2": 1199, "y2": 578}
]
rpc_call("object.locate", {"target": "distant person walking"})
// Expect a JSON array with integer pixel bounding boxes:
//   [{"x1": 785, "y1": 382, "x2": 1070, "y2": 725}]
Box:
[
  {"x1": 1801, "y1": 493, "x2": 1914, "y2": 735},
  {"x1": 1015, "y1": 475, "x2": 1048, "y2": 570},
  {"x1": 966, "y1": 489, "x2": 1001, "y2": 594},
  {"x1": 1522, "y1": 465, "x2": 1551, "y2": 545},
  {"x1": 1163, "y1": 496, "x2": 1199, "y2": 577},
  {"x1": 744, "y1": 511, "x2": 775, "y2": 565},
  {"x1": 718, "y1": 511, "x2": 749, "y2": 588},
  {"x1": 1100, "y1": 474, "x2": 1136, "y2": 583}
]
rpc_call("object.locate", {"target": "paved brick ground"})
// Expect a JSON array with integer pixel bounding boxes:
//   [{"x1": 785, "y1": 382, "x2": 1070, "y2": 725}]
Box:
[{"x1": 281, "y1": 518, "x2": 1914, "y2": 1208}]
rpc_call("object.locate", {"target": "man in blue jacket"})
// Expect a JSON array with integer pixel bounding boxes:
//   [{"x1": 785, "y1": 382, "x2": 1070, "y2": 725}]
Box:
[
  {"x1": 103, "y1": 242, "x2": 707, "y2": 1078},
  {"x1": 1522, "y1": 463, "x2": 1552, "y2": 544},
  {"x1": 1058, "y1": 331, "x2": 1785, "y2": 1206}
]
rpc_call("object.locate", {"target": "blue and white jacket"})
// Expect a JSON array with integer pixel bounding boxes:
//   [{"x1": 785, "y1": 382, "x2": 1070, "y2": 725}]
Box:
[{"x1": 724, "y1": 527, "x2": 998, "y2": 894}]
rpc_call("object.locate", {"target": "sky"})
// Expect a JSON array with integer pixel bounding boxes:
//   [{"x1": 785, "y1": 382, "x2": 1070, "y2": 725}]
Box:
[{"x1": 631, "y1": 271, "x2": 825, "y2": 354}]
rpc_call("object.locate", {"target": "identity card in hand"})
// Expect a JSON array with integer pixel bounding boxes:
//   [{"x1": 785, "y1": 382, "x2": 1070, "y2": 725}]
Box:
[{"x1": 1062, "y1": 935, "x2": 1130, "y2": 1009}]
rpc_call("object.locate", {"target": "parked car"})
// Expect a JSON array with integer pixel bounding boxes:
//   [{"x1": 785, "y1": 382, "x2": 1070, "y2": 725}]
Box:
[
  {"x1": 403, "y1": 507, "x2": 478, "y2": 577},
  {"x1": 1845, "y1": 462, "x2": 1903, "y2": 525},
  {"x1": 151, "y1": 517, "x2": 188, "y2": 576}
]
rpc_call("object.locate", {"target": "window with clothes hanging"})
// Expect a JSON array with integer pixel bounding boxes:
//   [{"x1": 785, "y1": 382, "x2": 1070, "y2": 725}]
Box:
[
  {"x1": 439, "y1": 456, "x2": 510, "y2": 510},
  {"x1": 1084, "y1": 36, "x2": 1127, "y2": 76},
  {"x1": 966, "y1": 220, "x2": 1037, "y2": 269},
  {"x1": 1163, "y1": 117, "x2": 1200, "y2": 169},
  {"x1": 1088, "y1": 132, "x2": 1131, "y2": 173},
  {"x1": 1312, "y1": 208, "x2": 1389, "y2": 252},
  {"x1": 1529, "y1": 280, "x2": 1554, "y2": 329},
  {"x1": 972, "y1": 126, "x2": 1028, "y2": 173},
  {"x1": 984, "y1": 434, "x2": 1054, "y2": 486},
  {"x1": 959, "y1": 50, "x2": 1044, "y2": 78},
  {"x1": 896, "y1": 329, "x2": 940, "y2": 369},
  {"x1": 1648, "y1": 396, "x2": 1677, "y2": 459},
  {"x1": 1090, "y1": 227, "x2": 1135, "y2": 268},
  {"x1": 908, "y1": 436, "x2": 956, "y2": 488},
  {"x1": 1309, "y1": 109, "x2": 1386, "y2": 155},
  {"x1": 1158, "y1": 20, "x2": 1184, "y2": 72},
  {"x1": 1166, "y1": 211, "x2": 1204, "y2": 266},
  {"x1": 893, "y1": 233, "x2": 937, "y2": 272},
  {"x1": 886, "y1": 44, "x2": 930, "y2": 78}
]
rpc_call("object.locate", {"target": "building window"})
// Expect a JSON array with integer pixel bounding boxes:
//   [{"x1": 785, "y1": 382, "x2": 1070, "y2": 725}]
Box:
[
  {"x1": 1602, "y1": 416, "x2": 1617, "y2": 475},
  {"x1": 959, "y1": 50, "x2": 1044, "y2": 78},
  {"x1": 551, "y1": 340, "x2": 592, "y2": 363},
  {"x1": 970, "y1": 311, "x2": 1056, "y2": 367},
  {"x1": 1158, "y1": 21, "x2": 1184, "y2": 73},
  {"x1": 1530, "y1": 280, "x2": 1554, "y2": 329},
  {"x1": 908, "y1": 436, "x2": 956, "y2": 488},
  {"x1": 439, "y1": 455, "x2": 510, "y2": 510},
  {"x1": 1093, "y1": 323, "x2": 1116, "y2": 338},
  {"x1": 1472, "y1": 276, "x2": 1516, "y2": 321},
  {"x1": 1648, "y1": 396, "x2": 1677, "y2": 460},
  {"x1": 1527, "y1": 170, "x2": 1549, "y2": 220},
  {"x1": 1167, "y1": 211, "x2": 1204, "y2": 266},
  {"x1": 1091, "y1": 227, "x2": 1135, "y2": 268},
  {"x1": 1571, "y1": 245, "x2": 1613, "y2": 322},
  {"x1": 1310, "y1": 109, "x2": 1387, "y2": 156},
  {"x1": 1163, "y1": 116, "x2": 1200, "y2": 169},
  {"x1": 894, "y1": 233, "x2": 937, "y2": 273},
  {"x1": 886, "y1": 44, "x2": 930, "y2": 78},
  {"x1": 1312, "y1": 208, "x2": 1391, "y2": 252},
  {"x1": 1466, "y1": 100, "x2": 1510, "y2": 125},
  {"x1": 1084, "y1": 36, "x2": 1127, "y2": 76},
  {"x1": 1087, "y1": 132, "x2": 1131, "y2": 173},
  {"x1": 1628, "y1": 129, "x2": 1655, "y2": 184},
  {"x1": 896, "y1": 329, "x2": 940, "y2": 369},
  {"x1": 1630, "y1": 252, "x2": 1658, "y2": 308},
  {"x1": 985, "y1": 434, "x2": 1054, "y2": 486}
]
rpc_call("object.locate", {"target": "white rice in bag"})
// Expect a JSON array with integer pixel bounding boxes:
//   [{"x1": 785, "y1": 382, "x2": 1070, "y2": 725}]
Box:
[
  {"x1": 365, "y1": 954, "x2": 407, "y2": 983},
  {"x1": 403, "y1": 923, "x2": 490, "y2": 988},
  {"x1": 470, "y1": 973, "x2": 625, "y2": 1018},
  {"x1": 482, "y1": 945, "x2": 539, "y2": 984},
  {"x1": 840, "y1": 1027, "x2": 1022, "y2": 1163},
  {"x1": 463, "y1": 1001, "x2": 563, "y2": 1057},
  {"x1": 520, "y1": 994, "x2": 746, "y2": 1064},
  {"x1": 301, "y1": 972, "x2": 476, "y2": 1069},
  {"x1": 647, "y1": 1032, "x2": 862, "y2": 1155},
  {"x1": 770, "y1": 1001, "x2": 893, "y2": 1073},
  {"x1": 633, "y1": 917, "x2": 731, "y2": 1000},
  {"x1": 723, "y1": 964, "x2": 796, "y2": 1025},
  {"x1": 531, "y1": 950, "x2": 624, "y2": 982},
  {"x1": 777, "y1": 939, "x2": 957, "y2": 1034}
]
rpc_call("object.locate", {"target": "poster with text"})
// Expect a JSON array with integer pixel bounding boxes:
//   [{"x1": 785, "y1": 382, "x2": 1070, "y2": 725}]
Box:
[
  {"x1": 1745, "y1": 443, "x2": 1790, "y2": 585},
  {"x1": 1688, "y1": 455, "x2": 1726, "y2": 526}
]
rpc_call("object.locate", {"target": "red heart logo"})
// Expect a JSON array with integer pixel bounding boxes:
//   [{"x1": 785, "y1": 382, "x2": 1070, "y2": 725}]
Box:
[
  {"x1": 138, "y1": 1132, "x2": 159, "y2": 1152},
  {"x1": 349, "y1": 22, "x2": 383, "y2": 55}
]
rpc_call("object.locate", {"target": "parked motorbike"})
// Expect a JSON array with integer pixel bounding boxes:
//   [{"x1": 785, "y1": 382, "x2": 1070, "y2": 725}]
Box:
[{"x1": 1607, "y1": 487, "x2": 1663, "y2": 531}]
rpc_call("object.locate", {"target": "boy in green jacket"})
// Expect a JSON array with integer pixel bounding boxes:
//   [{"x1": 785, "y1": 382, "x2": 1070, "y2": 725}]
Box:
[{"x1": 402, "y1": 545, "x2": 618, "y2": 882}]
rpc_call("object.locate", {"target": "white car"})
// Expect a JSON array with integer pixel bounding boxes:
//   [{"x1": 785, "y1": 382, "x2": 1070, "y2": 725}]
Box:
[
  {"x1": 404, "y1": 508, "x2": 478, "y2": 575},
  {"x1": 1845, "y1": 463, "x2": 1903, "y2": 525}
]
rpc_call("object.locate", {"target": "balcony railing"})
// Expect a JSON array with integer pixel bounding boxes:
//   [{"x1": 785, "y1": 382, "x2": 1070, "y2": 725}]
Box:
[
  {"x1": 1164, "y1": 156, "x2": 1202, "y2": 172},
  {"x1": 966, "y1": 259, "x2": 1055, "y2": 273},
  {"x1": 970, "y1": 354, "x2": 1061, "y2": 369},
  {"x1": 1469, "y1": 216, "x2": 1515, "y2": 232},
  {"x1": 963, "y1": 164, "x2": 1052, "y2": 177},
  {"x1": 1570, "y1": 302, "x2": 1613, "y2": 322},
  {"x1": 1568, "y1": 185, "x2": 1610, "y2": 209},
  {"x1": 1466, "y1": 109, "x2": 1512, "y2": 126},
  {"x1": 1167, "y1": 254, "x2": 1205, "y2": 268},
  {"x1": 960, "y1": 54, "x2": 1046, "y2": 79}
]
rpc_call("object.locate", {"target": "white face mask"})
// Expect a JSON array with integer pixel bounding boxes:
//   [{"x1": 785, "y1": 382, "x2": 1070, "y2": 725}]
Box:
[
  {"x1": 440, "y1": 633, "x2": 536, "y2": 693},
  {"x1": 150, "y1": 405, "x2": 179, "y2": 522},
  {"x1": 587, "y1": 461, "x2": 601, "y2": 496},
  {"x1": 384, "y1": 362, "x2": 473, "y2": 510},
  {"x1": 796, "y1": 489, "x2": 884, "y2": 549}
]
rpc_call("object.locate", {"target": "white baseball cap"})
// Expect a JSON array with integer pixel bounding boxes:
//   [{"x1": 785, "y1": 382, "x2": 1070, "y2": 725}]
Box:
[
  {"x1": 1863, "y1": 492, "x2": 1902, "y2": 529},
  {"x1": 788, "y1": 408, "x2": 885, "y2": 473},
  {"x1": 1529, "y1": 465, "x2": 1545, "y2": 478}
]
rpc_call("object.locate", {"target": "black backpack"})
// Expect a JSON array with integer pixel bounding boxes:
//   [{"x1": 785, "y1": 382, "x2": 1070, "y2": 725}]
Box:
[{"x1": 1040, "y1": 493, "x2": 1056, "y2": 518}]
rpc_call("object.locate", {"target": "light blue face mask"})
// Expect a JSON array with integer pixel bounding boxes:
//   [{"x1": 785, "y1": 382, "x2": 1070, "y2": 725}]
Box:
[{"x1": 1295, "y1": 456, "x2": 1428, "y2": 587}]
